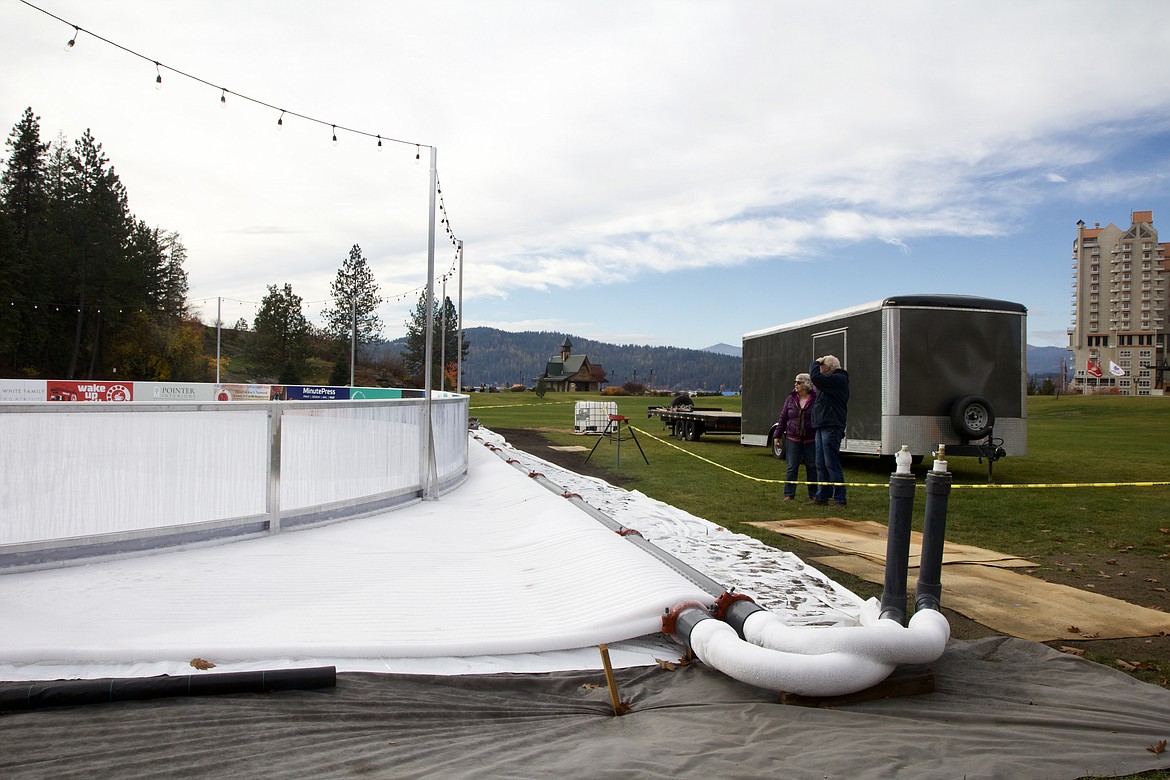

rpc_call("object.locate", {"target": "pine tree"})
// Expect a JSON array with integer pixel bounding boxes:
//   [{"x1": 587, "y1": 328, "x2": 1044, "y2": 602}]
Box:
[
  {"x1": 0, "y1": 111, "x2": 196, "y2": 379},
  {"x1": 402, "y1": 290, "x2": 469, "y2": 389},
  {"x1": 321, "y1": 244, "x2": 383, "y2": 344},
  {"x1": 0, "y1": 108, "x2": 49, "y2": 371},
  {"x1": 253, "y1": 283, "x2": 311, "y2": 383}
]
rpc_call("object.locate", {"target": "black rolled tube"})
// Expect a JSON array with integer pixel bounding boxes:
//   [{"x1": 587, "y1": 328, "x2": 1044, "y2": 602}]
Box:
[
  {"x1": 0, "y1": 666, "x2": 337, "y2": 712},
  {"x1": 880, "y1": 473, "x2": 917, "y2": 625},
  {"x1": 673, "y1": 606, "x2": 713, "y2": 647},
  {"x1": 663, "y1": 602, "x2": 715, "y2": 649},
  {"x1": 915, "y1": 467, "x2": 953, "y2": 612}
]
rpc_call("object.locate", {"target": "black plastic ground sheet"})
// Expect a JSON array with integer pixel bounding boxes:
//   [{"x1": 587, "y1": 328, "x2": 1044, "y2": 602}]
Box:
[{"x1": 1, "y1": 637, "x2": 1168, "y2": 780}]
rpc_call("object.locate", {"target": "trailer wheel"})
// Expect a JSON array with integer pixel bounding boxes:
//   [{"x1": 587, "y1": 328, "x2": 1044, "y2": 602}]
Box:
[
  {"x1": 684, "y1": 420, "x2": 701, "y2": 441},
  {"x1": 950, "y1": 395, "x2": 995, "y2": 439},
  {"x1": 674, "y1": 421, "x2": 686, "y2": 440}
]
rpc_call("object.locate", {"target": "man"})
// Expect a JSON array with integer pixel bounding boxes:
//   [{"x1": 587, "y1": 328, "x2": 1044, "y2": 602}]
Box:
[{"x1": 809, "y1": 354, "x2": 849, "y2": 506}]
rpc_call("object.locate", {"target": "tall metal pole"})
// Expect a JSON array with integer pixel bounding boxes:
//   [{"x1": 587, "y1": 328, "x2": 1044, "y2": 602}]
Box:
[
  {"x1": 349, "y1": 297, "x2": 356, "y2": 386},
  {"x1": 456, "y1": 240, "x2": 464, "y2": 394},
  {"x1": 440, "y1": 276, "x2": 447, "y2": 392},
  {"x1": 421, "y1": 146, "x2": 438, "y2": 499},
  {"x1": 216, "y1": 296, "x2": 222, "y2": 385}
]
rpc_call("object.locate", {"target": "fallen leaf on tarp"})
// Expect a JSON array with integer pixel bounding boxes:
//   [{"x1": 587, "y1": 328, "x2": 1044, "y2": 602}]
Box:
[
  {"x1": 1079, "y1": 632, "x2": 1100, "y2": 639},
  {"x1": 581, "y1": 683, "x2": 600, "y2": 690},
  {"x1": 1067, "y1": 625, "x2": 1081, "y2": 633},
  {"x1": 654, "y1": 658, "x2": 679, "y2": 671},
  {"x1": 1148, "y1": 739, "x2": 1166, "y2": 755},
  {"x1": 1059, "y1": 646, "x2": 1086, "y2": 656},
  {"x1": 190, "y1": 658, "x2": 216, "y2": 670}
]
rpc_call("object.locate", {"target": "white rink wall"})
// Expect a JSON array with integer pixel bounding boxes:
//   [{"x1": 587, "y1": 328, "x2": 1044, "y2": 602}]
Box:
[{"x1": 0, "y1": 391, "x2": 469, "y2": 570}]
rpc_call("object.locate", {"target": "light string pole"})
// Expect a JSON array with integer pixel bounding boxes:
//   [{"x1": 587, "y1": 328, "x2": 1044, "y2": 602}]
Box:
[
  {"x1": 421, "y1": 145, "x2": 439, "y2": 500},
  {"x1": 456, "y1": 239, "x2": 464, "y2": 395},
  {"x1": 216, "y1": 296, "x2": 222, "y2": 385}
]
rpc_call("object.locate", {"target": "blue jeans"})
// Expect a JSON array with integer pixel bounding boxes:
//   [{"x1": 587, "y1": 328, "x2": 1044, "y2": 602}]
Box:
[
  {"x1": 784, "y1": 438, "x2": 817, "y2": 499},
  {"x1": 814, "y1": 426, "x2": 846, "y2": 503}
]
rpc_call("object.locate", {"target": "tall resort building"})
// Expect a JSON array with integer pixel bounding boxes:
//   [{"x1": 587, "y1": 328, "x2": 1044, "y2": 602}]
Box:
[{"x1": 1068, "y1": 211, "x2": 1169, "y2": 395}]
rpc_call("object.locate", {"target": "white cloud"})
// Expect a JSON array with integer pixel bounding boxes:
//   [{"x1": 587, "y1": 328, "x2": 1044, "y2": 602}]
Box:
[{"x1": 4, "y1": 0, "x2": 1170, "y2": 350}]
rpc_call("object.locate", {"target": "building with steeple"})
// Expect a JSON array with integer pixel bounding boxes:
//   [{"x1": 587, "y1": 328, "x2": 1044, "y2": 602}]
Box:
[
  {"x1": 1068, "y1": 211, "x2": 1169, "y2": 394},
  {"x1": 538, "y1": 337, "x2": 605, "y2": 392}
]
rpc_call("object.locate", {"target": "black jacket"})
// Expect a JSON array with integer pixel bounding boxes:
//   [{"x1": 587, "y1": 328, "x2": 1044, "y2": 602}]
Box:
[{"x1": 809, "y1": 359, "x2": 849, "y2": 429}]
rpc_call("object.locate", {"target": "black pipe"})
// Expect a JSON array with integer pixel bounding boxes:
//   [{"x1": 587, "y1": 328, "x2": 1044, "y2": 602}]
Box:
[
  {"x1": 879, "y1": 472, "x2": 916, "y2": 625},
  {"x1": 662, "y1": 601, "x2": 714, "y2": 648},
  {"x1": 915, "y1": 465, "x2": 953, "y2": 612},
  {"x1": 0, "y1": 665, "x2": 337, "y2": 712}
]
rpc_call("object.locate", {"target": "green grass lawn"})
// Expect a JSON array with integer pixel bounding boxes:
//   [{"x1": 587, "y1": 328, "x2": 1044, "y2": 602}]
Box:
[{"x1": 471, "y1": 392, "x2": 1170, "y2": 567}]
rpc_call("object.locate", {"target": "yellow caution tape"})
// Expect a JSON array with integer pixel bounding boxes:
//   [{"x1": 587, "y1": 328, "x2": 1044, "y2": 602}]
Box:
[{"x1": 630, "y1": 425, "x2": 1170, "y2": 490}]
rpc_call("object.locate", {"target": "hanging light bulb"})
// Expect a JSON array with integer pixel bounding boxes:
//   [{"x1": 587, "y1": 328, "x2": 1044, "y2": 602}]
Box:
[
  {"x1": 415, "y1": 144, "x2": 420, "y2": 163},
  {"x1": 332, "y1": 125, "x2": 338, "y2": 146},
  {"x1": 65, "y1": 26, "x2": 78, "y2": 51},
  {"x1": 154, "y1": 62, "x2": 163, "y2": 90},
  {"x1": 277, "y1": 110, "x2": 285, "y2": 130},
  {"x1": 376, "y1": 134, "x2": 383, "y2": 150},
  {"x1": 220, "y1": 88, "x2": 227, "y2": 108}
]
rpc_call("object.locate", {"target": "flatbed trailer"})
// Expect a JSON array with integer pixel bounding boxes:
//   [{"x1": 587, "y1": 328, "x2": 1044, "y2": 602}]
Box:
[{"x1": 647, "y1": 402, "x2": 742, "y2": 441}]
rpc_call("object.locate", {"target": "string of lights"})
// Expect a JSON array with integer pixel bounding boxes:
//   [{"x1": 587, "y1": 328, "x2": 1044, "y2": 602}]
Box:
[
  {"x1": 18, "y1": 0, "x2": 427, "y2": 154},
  {"x1": 4, "y1": 298, "x2": 147, "y2": 315},
  {"x1": 17, "y1": 0, "x2": 465, "y2": 313}
]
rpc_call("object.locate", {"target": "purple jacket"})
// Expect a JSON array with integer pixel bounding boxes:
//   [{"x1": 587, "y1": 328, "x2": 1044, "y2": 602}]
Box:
[{"x1": 776, "y1": 389, "x2": 817, "y2": 442}]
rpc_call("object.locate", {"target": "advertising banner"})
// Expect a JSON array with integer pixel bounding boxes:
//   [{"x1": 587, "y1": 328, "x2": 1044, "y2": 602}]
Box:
[
  {"x1": 286, "y1": 385, "x2": 351, "y2": 401},
  {"x1": 0, "y1": 380, "x2": 47, "y2": 403},
  {"x1": 136, "y1": 382, "x2": 217, "y2": 402},
  {"x1": 348, "y1": 388, "x2": 404, "y2": 400},
  {"x1": 46, "y1": 381, "x2": 134, "y2": 402},
  {"x1": 214, "y1": 383, "x2": 276, "y2": 401}
]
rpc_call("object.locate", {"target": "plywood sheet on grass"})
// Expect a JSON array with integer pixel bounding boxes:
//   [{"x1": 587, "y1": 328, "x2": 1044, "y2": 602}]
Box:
[
  {"x1": 812, "y1": 554, "x2": 1170, "y2": 642},
  {"x1": 751, "y1": 518, "x2": 1036, "y2": 568}
]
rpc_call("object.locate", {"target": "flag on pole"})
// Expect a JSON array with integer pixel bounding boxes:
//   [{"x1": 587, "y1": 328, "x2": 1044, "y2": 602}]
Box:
[
  {"x1": 1087, "y1": 358, "x2": 1102, "y2": 378},
  {"x1": 1109, "y1": 360, "x2": 1126, "y2": 377}
]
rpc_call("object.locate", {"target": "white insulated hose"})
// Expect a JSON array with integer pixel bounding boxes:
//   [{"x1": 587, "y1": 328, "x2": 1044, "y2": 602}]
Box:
[
  {"x1": 672, "y1": 600, "x2": 950, "y2": 697},
  {"x1": 687, "y1": 618, "x2": 896, "y2": 697},
  {"x1": 744, "y1": 602, "x2": 950, "y2": 666}
]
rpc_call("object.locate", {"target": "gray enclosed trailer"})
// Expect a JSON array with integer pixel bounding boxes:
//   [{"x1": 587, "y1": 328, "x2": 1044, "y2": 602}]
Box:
[{"x1": 741, "y1": 295, "x2": 1027, "y2": 464}]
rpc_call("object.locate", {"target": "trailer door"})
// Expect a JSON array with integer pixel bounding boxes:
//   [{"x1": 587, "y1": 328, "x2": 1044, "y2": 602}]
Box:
[{"x1": 812, "y1": 329, "x2": 846, "y2": 368}]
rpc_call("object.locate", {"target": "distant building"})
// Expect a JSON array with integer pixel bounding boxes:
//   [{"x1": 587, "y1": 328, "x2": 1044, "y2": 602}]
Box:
[
  {"x1": 539, "y1": 337, "x2": 604, "y2": 392},
  {"x1": 1068, "y1": 211, "x2": 1170, "y2": 394}
]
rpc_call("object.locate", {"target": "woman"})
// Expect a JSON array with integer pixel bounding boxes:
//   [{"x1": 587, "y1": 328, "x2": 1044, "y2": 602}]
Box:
[{"x1": 774, "y1": 372, "x2": 817, "y2": 501}]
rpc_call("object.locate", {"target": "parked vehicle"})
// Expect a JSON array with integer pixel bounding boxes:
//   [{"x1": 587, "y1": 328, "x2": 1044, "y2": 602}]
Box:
[
  {"x1": 647, "y1": 395, "x2": 741, "y2": 441},
  {"x1": 741, "y1": 295, "x2": 1028, "y2": 470}
]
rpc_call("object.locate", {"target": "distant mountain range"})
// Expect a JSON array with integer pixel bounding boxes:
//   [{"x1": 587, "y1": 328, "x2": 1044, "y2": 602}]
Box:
[
  {"x1": 386, "y1": 329, "x2": 1067, "y2": 390},
  {"x1": 702, "y1": 342, "x2": 742, "y2": 358},
  {"x1": 458, "y1": 328, "x2": 742, "y2": 391},
  {"x1": 1026, "y1": 345, "x2": 1069, "y2": 376}
]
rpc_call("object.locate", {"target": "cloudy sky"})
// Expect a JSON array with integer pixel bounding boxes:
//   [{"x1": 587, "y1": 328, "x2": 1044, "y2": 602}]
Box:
[{"x1": 3, "y1": 0, "x2": 1170, "y2": 351}]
